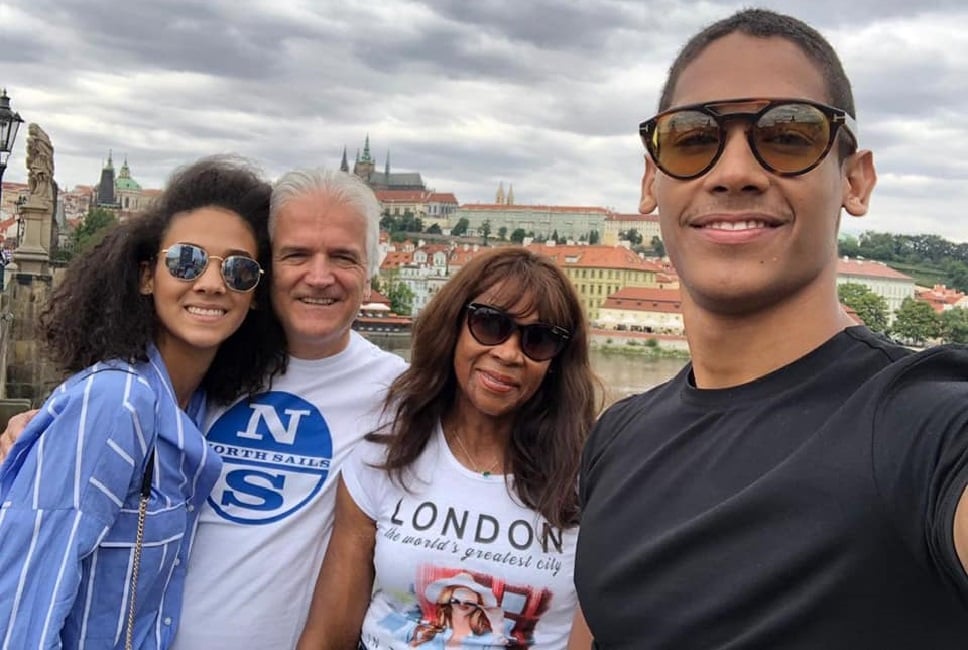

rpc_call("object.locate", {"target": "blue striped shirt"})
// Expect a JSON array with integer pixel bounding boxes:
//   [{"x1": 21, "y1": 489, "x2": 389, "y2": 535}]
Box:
[{"x1": 0, "y1": 345, "x2": 222, "y2": 649}]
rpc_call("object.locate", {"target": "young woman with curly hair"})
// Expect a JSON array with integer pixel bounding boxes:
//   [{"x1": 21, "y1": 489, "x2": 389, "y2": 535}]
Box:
[
  {"x1": 0, "y1": 155, "x2": 285, "y2": 649},
  {"x1": 298, "y1": 247, "x2": 601, "y2": 650}
]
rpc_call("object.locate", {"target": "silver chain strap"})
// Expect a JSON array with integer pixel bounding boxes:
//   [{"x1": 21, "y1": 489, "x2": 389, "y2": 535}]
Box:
[{"x1": 125, "y1": 449, "x2": 154, "y2": 650}]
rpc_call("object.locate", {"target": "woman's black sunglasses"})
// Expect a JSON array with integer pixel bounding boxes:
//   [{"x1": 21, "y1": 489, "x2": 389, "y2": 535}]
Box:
[
  {"x1": 160, "y1": 243, "x2": 263, "y2": 293},
  {"x1": 465, "y1": 303, "x2": 570, "y2": 362}
]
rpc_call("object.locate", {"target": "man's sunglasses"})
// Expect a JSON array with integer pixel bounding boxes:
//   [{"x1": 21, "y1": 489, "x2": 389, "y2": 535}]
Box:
[
  {"x1": 465, "y1": 303, "x2": 570, "y2": 362},
  {"x1": 639, "y1": 98, "x2": 858, "y2": 180},
  {"x1": 160, "y1": 243, "x2": 264, "y2": 293}
]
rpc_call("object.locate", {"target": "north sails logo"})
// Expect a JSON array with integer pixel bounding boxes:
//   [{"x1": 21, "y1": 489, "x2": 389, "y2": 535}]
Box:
[{"x1": 206, "y1": 392, "x2": 332, "y2": 524}]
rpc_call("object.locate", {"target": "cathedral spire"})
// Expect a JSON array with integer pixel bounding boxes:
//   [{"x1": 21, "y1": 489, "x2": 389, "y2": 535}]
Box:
[
  {"x1": 340, "y1": 146, "x2": 349, "y2": 172},
  {"x1": 361, "y1": 134, "x2": 372, "y2": 162},
  {"x1": 496, "y1": 182, "x2": 505, "y2": 205},
  {"x1": 507, "y1": 183, "x2": 515, "y2": 205}
]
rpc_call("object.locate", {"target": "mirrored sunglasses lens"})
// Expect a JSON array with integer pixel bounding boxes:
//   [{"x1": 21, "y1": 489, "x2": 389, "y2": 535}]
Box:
[
  {"x1": 469, "y1": 307, "x2": 512, "y2": 345},
  {"x1": 754, "y1": 103, "x2": 830, "y2": 173},
  {"x1": 222, "y1": 256, "x2": 261, "y2": 291},
  {"x1": 654, "y1": 110, "x2": 721, "y2": 177},
  {"x1": 165, "y1": 244, "x2": 207, "y2": 280}
]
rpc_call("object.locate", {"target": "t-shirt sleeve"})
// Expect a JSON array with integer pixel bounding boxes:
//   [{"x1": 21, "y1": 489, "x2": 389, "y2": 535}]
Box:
[
  {"x1": 579, "y1": 395, "x2": 637, "y2": 510},
  {"x1": 0, "y1": 368, "x2": 155, "y2": 646},
  {"x1": 870, "y1": 346, "x2": 968, "y2": 596},
  {"x1": 340, "y1": 438, "x2": 392, "y2": 521}
]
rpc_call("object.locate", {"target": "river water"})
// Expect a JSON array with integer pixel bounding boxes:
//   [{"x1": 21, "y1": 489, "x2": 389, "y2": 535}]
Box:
[{"x1": 370, "y1": 335, "x2": 686, "y2": 407}]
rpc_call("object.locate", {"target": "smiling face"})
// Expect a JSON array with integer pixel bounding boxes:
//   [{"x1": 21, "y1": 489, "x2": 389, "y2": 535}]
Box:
[
  {"x1": 640, "y1": 33, "x2": 875, "y2": 317},
  {"x1": 452, "y1": 288, "x2": 552, "y2": 424},
  {"x1": 142, "y1": 206, "x2": 258, "y2": 366},
  {"x1": 269, "y1": 191, "x2": 370, "y2": 359}
]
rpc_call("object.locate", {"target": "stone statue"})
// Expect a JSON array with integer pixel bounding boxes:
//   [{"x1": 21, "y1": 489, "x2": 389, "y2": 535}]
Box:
[{"x1": 26, "y1": 123, "x2": 54, "y2": 205}]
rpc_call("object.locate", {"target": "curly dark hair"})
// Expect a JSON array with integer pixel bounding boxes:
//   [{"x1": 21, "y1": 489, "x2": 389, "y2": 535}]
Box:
[
  {"x1": 40, "y1": 155, "x2": 287, "y2": 404},
  {"x1": 370, "y1": 247, "x2": 601, "y2": 528}
]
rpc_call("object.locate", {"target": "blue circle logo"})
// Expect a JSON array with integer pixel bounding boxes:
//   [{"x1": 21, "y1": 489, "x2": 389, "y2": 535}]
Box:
[{"x1": 205, "y1": 391, "x2": 332, "y2": 524}]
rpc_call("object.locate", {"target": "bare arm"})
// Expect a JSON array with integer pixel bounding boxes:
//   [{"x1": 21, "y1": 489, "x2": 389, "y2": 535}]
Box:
[
  {"x1": 953, "y1": 485, "x2": 968, "y2": 574},
  {"x1": 567, "y1": 603, "x2": 593, "y2": 650},
  {"x1": 297, "y1": 476, "x2": 377, "y2": 650},
  {"x1": 0, "y1": 409, "x2": 38, "y2": 463}
]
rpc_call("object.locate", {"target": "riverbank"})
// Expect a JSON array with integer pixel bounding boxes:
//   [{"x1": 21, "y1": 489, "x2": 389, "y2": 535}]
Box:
[{"x1": 589, "y1": 329, "x2": 691, "y2": 358}]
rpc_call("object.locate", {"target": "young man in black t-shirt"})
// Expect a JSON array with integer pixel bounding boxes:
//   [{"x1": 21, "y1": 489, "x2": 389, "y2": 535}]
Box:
[{"x1": 575, "y1": 9, "x2": 968, "y2": 649}]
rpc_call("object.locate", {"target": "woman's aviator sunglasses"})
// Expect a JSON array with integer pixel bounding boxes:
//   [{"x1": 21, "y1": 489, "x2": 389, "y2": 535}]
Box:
[
  {"x1": 639, "y1": 98, "x2": 858, "y2": 180},
  {"x1": 160, "y1": 243, "x2": 264, "y2": 293},
  {"x1": 465, "y1": 303, "x2": 570, "y2": 362}
]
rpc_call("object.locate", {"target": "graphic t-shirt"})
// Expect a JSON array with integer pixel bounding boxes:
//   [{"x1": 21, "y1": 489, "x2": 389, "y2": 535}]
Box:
[
  {"x1": 171, "y1": 333, "x2": 407, "y2": 650},
  {"x1": 344, "y1": 426, "x2": 578, "y2": 650}
]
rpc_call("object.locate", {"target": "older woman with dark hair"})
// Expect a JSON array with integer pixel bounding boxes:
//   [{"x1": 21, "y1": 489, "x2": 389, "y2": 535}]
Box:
[
  {"x1": 0, "y1": 156, "x2": 285, "y2": 649},
  {"x1": 298, "y1": 247, "x2": 600, "y2": 650}
]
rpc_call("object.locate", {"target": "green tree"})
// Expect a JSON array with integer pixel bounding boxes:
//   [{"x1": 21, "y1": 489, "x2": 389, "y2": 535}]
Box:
[
  {"x1": 944, "y1": 260, "x2": 968, "y2": 292},
  {"x1": 451, "y1": 217, "x2": 469, "y2": 236},
  {"x1": 388, "y1": 282, "x2": 414, "y2": 315},
  {"x1": 497, "y1": 226, "x2": 508, "y2": 241},
  {"x1": 426, "y1": 223, "x2": 442, "y2": 235},
  {"x1": 621, "y1": 228, "x2": 643, "y2": 246},
  {"x1": 838, "y1": 233, "x2": 860, "y2": 258},
  {"x1": 510, "y1": 228, "x2": 527, "y2": 244},
  {"x1": 479, "y1": 219, "x2": 492, "y2": 245},
  {"x1": 651, "y1": 236, "x2": 665, "y2": 257},
  {"x1": 588, "y1": 230, "x2": 600, "y2": 245},
  {"x1": 72, "y1": 208, "x2": 118, "y2": 254},
  {"x1": 892, "y1": 297, "x2": 940, "y2": 345},
  {"x1": 837, "y1": 283, "x2": 889, "y2": 333},
  {"x1": 940, "y1": 308, "x2": 968, "y2": 344}
]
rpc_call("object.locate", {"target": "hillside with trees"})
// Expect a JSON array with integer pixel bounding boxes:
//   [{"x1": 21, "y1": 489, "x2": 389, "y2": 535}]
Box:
[{"x1": 839, "y1": 231, "x2": 968, "y2": 291}]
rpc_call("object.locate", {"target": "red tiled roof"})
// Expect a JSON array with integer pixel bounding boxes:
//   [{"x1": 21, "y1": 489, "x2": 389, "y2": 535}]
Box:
[
  {"x1": 380, "y1": 251, "x2": 413, "y2": 268},
  {"x1": 837, "y1": 258, "x2": 912, "y2": 281},
  {"x1": 527, "y1": 243, "x2": 664, "y2": 271},
  {"x1": 375, "y1": 190, "x2": 459, "y2": 204},
  {"x1": 602, "y1": 287, "x2": 683, "y2": 314}
]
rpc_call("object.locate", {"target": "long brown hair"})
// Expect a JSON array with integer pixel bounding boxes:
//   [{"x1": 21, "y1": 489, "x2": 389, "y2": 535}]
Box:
[{"x1": 369, "y1": 247, "x2": 601, "y2": 528}]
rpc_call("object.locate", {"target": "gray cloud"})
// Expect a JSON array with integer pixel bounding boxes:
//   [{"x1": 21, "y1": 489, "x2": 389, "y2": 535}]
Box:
[{"x1": 1, "y1": 0, "x2": 966, "y2": 241}]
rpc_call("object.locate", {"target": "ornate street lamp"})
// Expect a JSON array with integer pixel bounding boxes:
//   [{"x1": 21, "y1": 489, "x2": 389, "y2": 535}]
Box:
[{"x1": 0, "y1": 89, "x2": 25, "y2": 219}]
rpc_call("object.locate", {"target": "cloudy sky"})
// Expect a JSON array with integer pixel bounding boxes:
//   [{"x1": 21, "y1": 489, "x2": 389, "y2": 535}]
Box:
[{"x1": 1, "y1": 0, "x2": 966, "y2": 240}]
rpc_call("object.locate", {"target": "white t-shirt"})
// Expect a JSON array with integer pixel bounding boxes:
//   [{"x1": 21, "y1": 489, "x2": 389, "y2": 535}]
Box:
[
  {"x1": 171, "y1": 332, "x2": 407, "y2": 650},
  {"x1": 344, "y1": 426, "x2": 579, "y2": 650}
]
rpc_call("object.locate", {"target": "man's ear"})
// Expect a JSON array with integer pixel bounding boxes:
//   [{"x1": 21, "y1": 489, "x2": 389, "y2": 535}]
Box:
[
  {"x1": 842, "y1": 149, "x2": 877, "y2": 217},
  {"x1": 639, "y1": 155, "x2": 658, "y2": 215},
  {"x1": 139, "y1": 261, "x2": 154, "y2": 295}
]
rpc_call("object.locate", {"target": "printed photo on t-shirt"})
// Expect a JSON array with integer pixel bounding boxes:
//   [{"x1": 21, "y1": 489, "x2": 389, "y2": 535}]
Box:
[{"x1": 368, "y1": 565, "x2": 553, "y2": 649}]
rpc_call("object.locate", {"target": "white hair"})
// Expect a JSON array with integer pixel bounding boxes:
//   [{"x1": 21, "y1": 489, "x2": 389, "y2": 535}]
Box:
[{"x1": 269, "y1": 168, "x2": 381, "y2": 279}]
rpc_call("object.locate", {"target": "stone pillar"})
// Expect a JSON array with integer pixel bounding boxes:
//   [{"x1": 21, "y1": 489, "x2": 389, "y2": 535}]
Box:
[
  {"x1": 1, "y1": 272, "x2": 58, "y2": 403},
  {"x1": 11, "y1": 199, "x2": 52, "y2": 276}
]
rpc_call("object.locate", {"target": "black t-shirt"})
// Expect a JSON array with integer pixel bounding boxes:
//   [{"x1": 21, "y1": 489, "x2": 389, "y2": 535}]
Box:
[{"x1": 577, "y1": 327, "x2": 968, "y2": 649}]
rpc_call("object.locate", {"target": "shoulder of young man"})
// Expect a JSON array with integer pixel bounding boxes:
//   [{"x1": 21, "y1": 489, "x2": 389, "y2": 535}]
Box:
[{"x1": 865, "y1": 344, "x2": 968, "y2": 416}]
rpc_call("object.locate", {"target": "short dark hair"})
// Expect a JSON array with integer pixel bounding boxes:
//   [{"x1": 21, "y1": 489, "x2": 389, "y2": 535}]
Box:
[
  {"x1": 370, "y1": 247, "x2": 602, "y2": 528},
  {"x1": 659, "y1": 9, "x2": 855, "y2": 118},
  {"x1": 41, "y1": 155, "x2": 287, "y2": 404}
]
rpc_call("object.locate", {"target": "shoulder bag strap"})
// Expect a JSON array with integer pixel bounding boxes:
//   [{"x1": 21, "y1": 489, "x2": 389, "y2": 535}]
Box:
[{"x1": 124, "y1": 448, "x2": 155, "y2": 650}]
